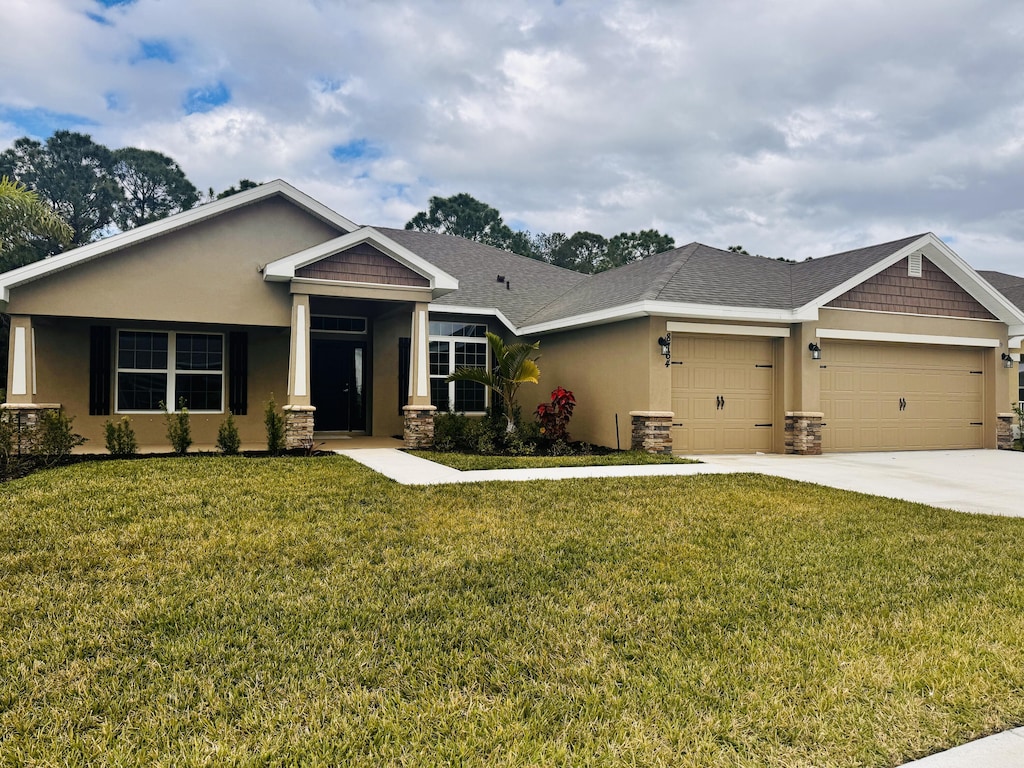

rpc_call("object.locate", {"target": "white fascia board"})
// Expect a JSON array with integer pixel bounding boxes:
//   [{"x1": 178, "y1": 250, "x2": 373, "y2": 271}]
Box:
[
  {"x1": 427, "y1": 304, "x2": 518, "y2": 334},
  {"x1": 264, "y1": 227, "x2": 459, "y2": 297},
  {"x1": 816, "y1": 327, "x2": 1002, "y2": 347},
  {"x1": 0, "y1": 179, "x2": 358, "y2": 302},
  {"x1": 519, "y1": 300, "x2": 806, "y2": 336},
  {"x1": 667, "y1": 321, "x2": 791, "y2": 337},
  {"x1": 799, "y1": 233, "x2": 1024, "y2": 328}
]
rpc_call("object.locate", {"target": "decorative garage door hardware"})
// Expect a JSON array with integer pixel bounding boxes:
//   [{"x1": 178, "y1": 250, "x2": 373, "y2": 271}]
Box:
[
  {"x1": 899, "y1": 398, "x2": 907, "y2": 411},
  {"x1": 716, "y1": 395, "x2": 725, "y2": 409}
]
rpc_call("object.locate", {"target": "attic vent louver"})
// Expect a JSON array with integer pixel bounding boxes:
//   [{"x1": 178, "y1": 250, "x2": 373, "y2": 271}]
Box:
[{"x1": 908, "y1": 253, "x2": 922, "y2": 277}]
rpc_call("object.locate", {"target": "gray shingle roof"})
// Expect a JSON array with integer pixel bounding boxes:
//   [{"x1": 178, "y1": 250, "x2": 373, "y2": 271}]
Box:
[
  {"x1": 377, "y1": 228, "x2": 588, "y2": 327},
  {"x1": 379, "y1": 227, "x2": 929, "y2": 330},
  {"x1": 979, "y1": 270, "x2": 1024, "y2": 312},
  {"x1": 790, "y1": 234, "x2": 927, "y2": 306}
]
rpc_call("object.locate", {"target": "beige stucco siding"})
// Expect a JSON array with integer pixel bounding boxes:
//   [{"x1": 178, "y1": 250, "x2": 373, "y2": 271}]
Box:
[
  {"x1": 6, "y1": 197, "x2": 340, "y2": 327},
  {"x1": 536, "y1": 317, "x2": 655, "y2": 449},
  {"x1": 30, "y1": 317, "x2": 288, "y2": 447},
  {"x1": 371, "y1": 309, "x2": 411, "y2": 437}
]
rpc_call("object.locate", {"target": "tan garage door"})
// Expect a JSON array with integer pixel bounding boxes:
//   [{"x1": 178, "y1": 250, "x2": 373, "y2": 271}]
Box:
[
  {"x1": 671, "y1": 335, "x2": 775, "y2": 454},
  {"x1": 820, "y1": 341, "x2": 984, "y2": 452}
]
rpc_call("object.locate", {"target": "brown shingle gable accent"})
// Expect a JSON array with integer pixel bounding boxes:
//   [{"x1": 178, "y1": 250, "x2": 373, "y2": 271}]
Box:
[
  {"x1": 826, "y1": 257, "x2": 996, "y2": 319},
  {"x1": 295, "y1": 243, "x2": 430, "y2": 287}
]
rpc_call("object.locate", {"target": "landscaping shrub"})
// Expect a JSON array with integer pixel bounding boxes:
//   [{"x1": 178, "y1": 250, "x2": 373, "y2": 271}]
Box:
[
  {"x1": 104, "y1": 416, "x2": 138, "y2": 456},
  {"x1": 535, "y1": 386, "x2": 576, "y2": 442},
  {"x1": 161, "y1": 399, "x2": 192, "y2": 455},
  {"x1": 34, "y1": 409, "x2": 86, "y2": 465},
  {"x1": 217, "y1": 413, "x2": 241, "y2": 455},
  {"x1": 265, "y1": 395, "x2": 285, "y2": 455}
]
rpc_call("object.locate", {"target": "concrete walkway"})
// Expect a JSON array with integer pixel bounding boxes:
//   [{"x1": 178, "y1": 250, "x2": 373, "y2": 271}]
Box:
[{"x1": 337, "y1": 446, "x2": 1024, "y2": 767}]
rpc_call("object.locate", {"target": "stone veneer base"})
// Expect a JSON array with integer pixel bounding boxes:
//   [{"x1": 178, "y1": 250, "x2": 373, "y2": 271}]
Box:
[
  {"x1": 785, "y1": 411, "x2": 823, "y2": 455},
  {"x1": 997, "y1": 413, "x2": 1016, "y2": 450},
  {"x1": 629, "y1": 410, "x2": 673, "y2": 455},
  {"x1": 282, "y1": 405, "x2": 316, "y2": 450},
  {"x1": 0, "y1": 403, "x2": 63, "y2": 455},
  {"x1": 403, "y1": 405, "x2": 438, "y2": 449}
]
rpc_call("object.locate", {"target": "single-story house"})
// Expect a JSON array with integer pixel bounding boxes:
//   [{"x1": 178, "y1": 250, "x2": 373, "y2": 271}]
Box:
[{"x1": 3, "y1": 179, "x2": 1023, "y2": 454}]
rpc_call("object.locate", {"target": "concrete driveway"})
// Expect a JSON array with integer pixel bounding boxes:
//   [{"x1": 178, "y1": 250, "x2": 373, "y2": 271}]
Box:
[{"x1": 697, "y1": 449, "x2": 1023, "y2": 518}]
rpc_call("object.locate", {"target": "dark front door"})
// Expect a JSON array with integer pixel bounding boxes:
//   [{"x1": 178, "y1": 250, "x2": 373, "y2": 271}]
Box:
[{"x1": 310, "y1": 339, "x2": 367, "y2": 432}]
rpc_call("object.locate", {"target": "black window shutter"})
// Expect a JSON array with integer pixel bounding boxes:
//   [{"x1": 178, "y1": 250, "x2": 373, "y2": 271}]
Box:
[
  {"x1": 398, "y1": 337, "x2": 411, "y2": 414},
  {"x1": 229, "y1": 332, "x2": 248, "y2": 415},
  {"x1": 89, "y1": 326, "x2": 112, "y2": 415}
]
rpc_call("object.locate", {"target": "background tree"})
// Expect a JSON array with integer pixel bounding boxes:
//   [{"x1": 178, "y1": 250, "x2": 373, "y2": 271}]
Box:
[
  {"x1": 406, "y1": 193, "x2": 677, "y2": 274},
  {"x1": 549, "y1": 231, "x2": 609, "y2": 273},
  {"x1": 112, "y1": 147, "x2": 199, "y2": 229},
  {"x1": 0, "y1": 131, "x2": 121, "y2": 247},
  {"x1": 406, "y1": 193, "x2": 519, "y2": 251},
  {"x1": 214, "y1": 178, "x2": 260, "y2": 200}
]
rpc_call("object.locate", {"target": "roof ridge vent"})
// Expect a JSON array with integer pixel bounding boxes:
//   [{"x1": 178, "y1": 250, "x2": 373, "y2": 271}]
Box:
[{"x1": 908, "y1": 252, "x2": 923, "y2": 277}]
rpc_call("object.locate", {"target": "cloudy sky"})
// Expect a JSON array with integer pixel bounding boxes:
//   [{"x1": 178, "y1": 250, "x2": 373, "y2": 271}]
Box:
[{"x1": 4, "y1": 0, "x2": 1024, "y2": 272}]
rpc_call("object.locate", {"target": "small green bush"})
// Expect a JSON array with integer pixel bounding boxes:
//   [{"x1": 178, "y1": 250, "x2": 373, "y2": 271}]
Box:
[
  {"x1": 104, "y1": 416, "x2": 138, "y2": 456},
  {"x1": 161, "y1": 399, "x2": 192, "y2": 455},
  {"x1": 265, "y1": 395, "x2": 285, "y2": 455},
  {"x1": 34, "y1": 409, "x2": 86, "y2": 465},
  {"x1": 217, "y1": 413, "x2": 241, "y2": 455}
]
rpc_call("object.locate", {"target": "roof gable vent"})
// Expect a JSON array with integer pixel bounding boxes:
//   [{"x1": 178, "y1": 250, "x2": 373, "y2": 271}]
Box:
[{"x1": 908, "y1": 252, "x2": 922, "y2": 277}]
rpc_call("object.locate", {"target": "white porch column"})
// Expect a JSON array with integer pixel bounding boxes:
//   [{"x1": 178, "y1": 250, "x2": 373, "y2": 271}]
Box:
[
  {"x1": 7, "y1": 315, "x2": 35, "y2": 404},
  {"x1": 408, "y1": 302, "x2": 431, "y2": 407},
  {"x1": 287, "y1": 294, "x2": 312, "y2": 406}
]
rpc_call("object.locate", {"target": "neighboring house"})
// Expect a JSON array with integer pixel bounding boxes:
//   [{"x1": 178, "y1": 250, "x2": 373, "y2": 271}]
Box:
[
  {"x1": 979, "y1": 270, "x2": 1024, "y2": 408},
  {"x1": 2, "y1": 179, "x2": 1023, "y2": 455}
]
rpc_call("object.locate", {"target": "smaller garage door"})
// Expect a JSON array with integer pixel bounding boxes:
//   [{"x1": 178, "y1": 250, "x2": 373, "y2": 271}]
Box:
[
  {"x1": 671, "y1": 335, "x2": 775, "y2": 454},
  {"x1": 820, "y1": 341, "x2": 985, "y2": 452}
]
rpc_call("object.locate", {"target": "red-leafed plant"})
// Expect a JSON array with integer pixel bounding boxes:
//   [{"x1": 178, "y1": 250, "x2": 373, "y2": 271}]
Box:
[{"x1": 535, "y1": 386, "x2": 576, "y2": 443}]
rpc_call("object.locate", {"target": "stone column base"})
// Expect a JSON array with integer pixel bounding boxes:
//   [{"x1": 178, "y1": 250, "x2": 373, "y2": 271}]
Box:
[
  {"x1": 997, "y1": 413, "x2": 1016, "y2": 450},
  {"x1": 404, "y1": 405, "x2": 437, "y2": 449},
  {"x1": 785, "y1": 411, "x2": 823, "y2": 455},
  {"x1": 629, "y1": 411, "x2": 673, "y2": 454},
  {"x1": 0, "y1": 403, "x2": 62, "y2": 454},
  {"x1": 282, "y1": 405, "x2": 316, "y2": 450}
]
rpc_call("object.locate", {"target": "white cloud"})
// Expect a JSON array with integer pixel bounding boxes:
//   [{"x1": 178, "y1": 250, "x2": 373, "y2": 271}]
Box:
[{"x1": 2, "y1": 0, "x2": 1024, "y2": 271}]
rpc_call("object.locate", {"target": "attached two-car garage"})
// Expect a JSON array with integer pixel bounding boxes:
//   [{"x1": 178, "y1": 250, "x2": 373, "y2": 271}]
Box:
[
  {"x1": 819, "y1": 341, "x2": 985, "y2": 452},
  {"x1": 667, "y1": 331, "x2": 991, "y2": 455}
]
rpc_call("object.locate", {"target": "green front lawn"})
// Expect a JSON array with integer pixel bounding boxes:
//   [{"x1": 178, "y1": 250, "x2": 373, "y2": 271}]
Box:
[
  {"x1": 407, "y1": 449, "x2": 697, "y2": 470},
  {"x1": 3, "y1": 457, "x2": 1024, "y2": 766}
]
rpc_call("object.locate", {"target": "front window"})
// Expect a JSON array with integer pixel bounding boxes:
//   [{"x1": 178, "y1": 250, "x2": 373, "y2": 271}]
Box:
[
  {"x1": 116, "y1": 330, "x2": 223, "y2": 412},
  {"x1": 429, "y1": 321, "x2": 488, "y2": 412}
]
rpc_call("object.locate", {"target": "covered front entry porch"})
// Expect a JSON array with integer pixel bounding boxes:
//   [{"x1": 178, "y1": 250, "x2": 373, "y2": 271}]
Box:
[{"x1": 282, "y1": 293, "x2": 436, "y2": 448}]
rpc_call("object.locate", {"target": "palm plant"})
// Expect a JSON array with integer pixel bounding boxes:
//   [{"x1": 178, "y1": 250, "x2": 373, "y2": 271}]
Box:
[
  {"x1": 447, "y1": 332, "x2": 540, "y2": 432},
  {"x1": 0, "y1": 175, "x2": 73, "y2": 255}
]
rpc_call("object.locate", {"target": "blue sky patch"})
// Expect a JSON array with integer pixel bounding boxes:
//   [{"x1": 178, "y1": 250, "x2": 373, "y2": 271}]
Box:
[
  {"x1": 104, "y1": 92, "x2": 123, "y2": 111},
  {"x1": 85, "y1": 11, "x2": 113, "y2": 25},
  {"x1": 95, "y1": 0, "x2": 136, "y2": 7},
  {"x1": 331, "y1": 139, "x2": 380, "y2": 163},
  {"x1": 134, "y1": 39, "x2": 176, "y2": 64},
  {"x1": 0, "y1": 105, "x2": 97, "y2": 139},
  {"x1": 183, "y1": 82, "x2": 231, "y2": 114}
]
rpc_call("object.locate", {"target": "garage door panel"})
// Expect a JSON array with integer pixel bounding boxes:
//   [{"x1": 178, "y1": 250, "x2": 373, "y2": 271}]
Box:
[
  {"x1": 671, "y1": 335, "x2": 776, "y2": 455},
  {"x1": 821, "y1": 341, "x2": 984, "y2": 452}
]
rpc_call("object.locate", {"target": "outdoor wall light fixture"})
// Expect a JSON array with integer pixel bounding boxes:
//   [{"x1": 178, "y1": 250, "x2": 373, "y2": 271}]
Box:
[
  {"x1": 1002, "y1": 352, "x2": 1014, "y2": 368},
  {"x1": 808, "y1": 342, "x2": 821, "y2": 360},
  {"x1": 657, "y1": 334, "x2": 672, "y2": 367}
]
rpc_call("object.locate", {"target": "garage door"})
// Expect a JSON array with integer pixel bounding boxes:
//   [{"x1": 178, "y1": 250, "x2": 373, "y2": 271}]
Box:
[
  {"x1": 820, "y1": 341, "x2": 984, "y2": 452},
  {"x1": 671, "y1": 335, "x2": 775, "y2": 454}
]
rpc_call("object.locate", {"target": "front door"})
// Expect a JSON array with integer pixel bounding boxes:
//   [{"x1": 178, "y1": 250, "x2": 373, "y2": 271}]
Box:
[{"x1": 310, "y1": 339, "x2": 367, "y2": 432}]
